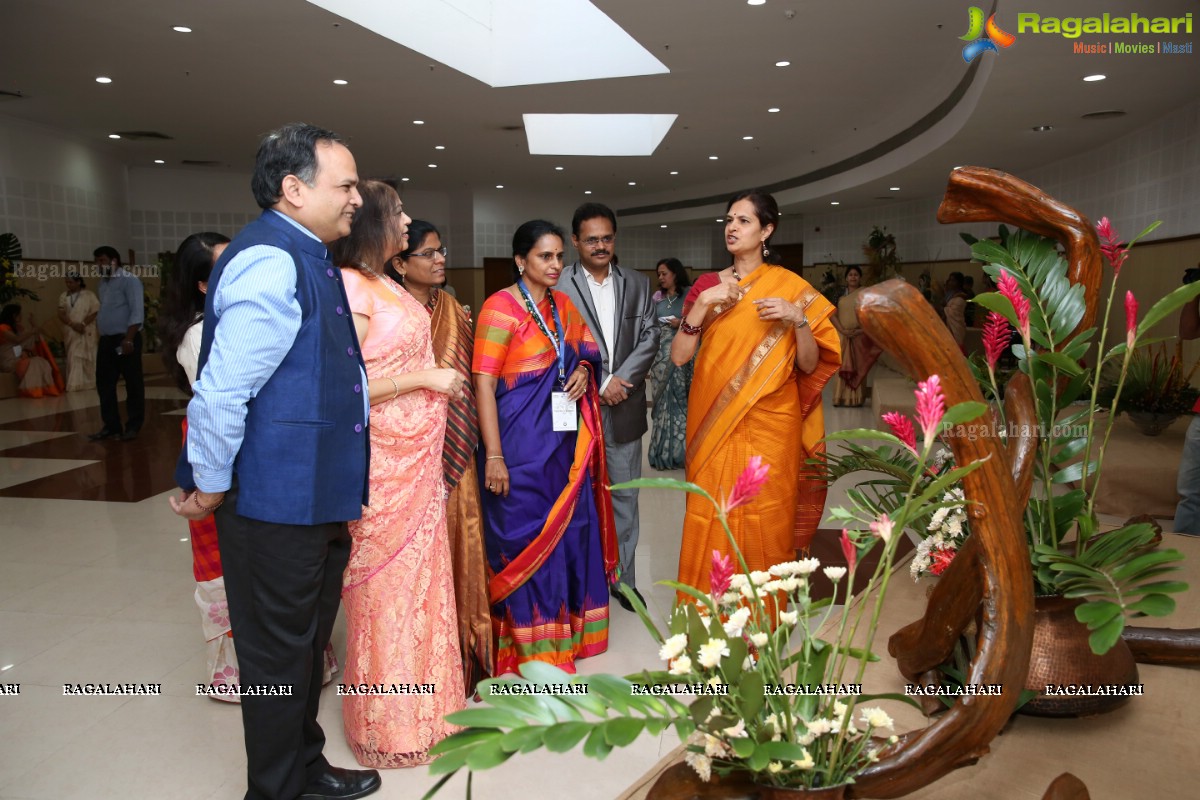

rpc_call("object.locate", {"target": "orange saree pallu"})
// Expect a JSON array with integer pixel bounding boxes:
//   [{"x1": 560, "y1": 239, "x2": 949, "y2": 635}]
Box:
[{"x1": 677, "y1": 265, "x2": 840, "y2": 596}]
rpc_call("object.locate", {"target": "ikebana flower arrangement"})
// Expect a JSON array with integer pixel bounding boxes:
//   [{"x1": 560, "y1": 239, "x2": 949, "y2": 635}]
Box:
[
  {"x1": 1096, "y1": 341, "x2": 1199, "y2": 434},
  {"x1": 1, "y1": 232, "x2": 39, "y2": 304},
  {"x1": 422, "y1": 383, "x2": 986, "y2": 797}
]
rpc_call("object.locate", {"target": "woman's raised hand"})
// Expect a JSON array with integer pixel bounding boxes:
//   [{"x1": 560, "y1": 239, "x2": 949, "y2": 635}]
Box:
[
  {"x1": 697, "y1": 273, "x2": 742, "y2": 310},
  {"x1": 425, "y1": 368, "x2": 466, "y2": 399}
]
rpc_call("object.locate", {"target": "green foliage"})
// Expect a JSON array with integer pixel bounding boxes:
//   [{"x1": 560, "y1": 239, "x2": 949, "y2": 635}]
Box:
[{"x1": 1097, "y1": 342, "x2": 1199, "y2": 416}]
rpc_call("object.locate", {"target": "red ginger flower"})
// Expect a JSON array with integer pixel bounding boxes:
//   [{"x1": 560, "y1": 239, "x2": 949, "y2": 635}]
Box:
[
  {"x1": 710, "y1": 550, "x2": 734, "y2": 598},
  {"x1": 997, "y1": 269, "x2": 1031, "y2": 342},
  {"x1": 1096, "y1": 217, "x2": 1129, "y2": 276},
  {"x1": 881, "y1": 411, "x2": 918, "y2": 453},
  {"x1": 870, "y1": 513, "x2": 894, "y2": 545},
  {"x1": 1125, "y1": 290, "x2": 1138, "y2": 348},
  {"x1": 840, "y1": 529, "x2": 857, "y2": 574},
  {"x1": 724, "y1": 454, "x2": 770, "y2": 513},
  {"x1": 930, "y1": 548, "x2": 957, "y2": 576},
  {"x1": 981, "y1": 311, "x2": 1012, "y2": 371},
  {"x1": 914, "y1": 374, "x2": 947, "y2": 450}
]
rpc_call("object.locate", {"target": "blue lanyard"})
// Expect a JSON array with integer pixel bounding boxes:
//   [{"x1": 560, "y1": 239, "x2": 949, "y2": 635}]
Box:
[{"x1": 517, "y1": 279, "x2": 567, "y2": 389}]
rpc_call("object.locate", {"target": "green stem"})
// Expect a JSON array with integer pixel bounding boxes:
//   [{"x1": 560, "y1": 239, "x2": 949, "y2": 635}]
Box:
[{"x1": 1079, "y1": 268, "x2": 1120, "y2": 508}]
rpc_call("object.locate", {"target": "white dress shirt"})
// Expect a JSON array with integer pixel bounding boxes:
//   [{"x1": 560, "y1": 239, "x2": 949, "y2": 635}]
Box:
[{"x1": 583, "y1": 266, "x2": 616, "y2": 392}]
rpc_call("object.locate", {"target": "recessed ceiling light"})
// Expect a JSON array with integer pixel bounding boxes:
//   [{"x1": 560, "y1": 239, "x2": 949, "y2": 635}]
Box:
[
  {"x1": 495, "y1": 184, "x2": 504, "y2": 189},
  {"x1": 716, "y1": 218, "x2": 724, "y2": 223},
  {"x1": 1083, "y1": 74, "x2": 1106, "y2": 82},
  {"x1": 1032, "y1": 125, "x2": 1053, "y2": 132},
  {"x1": 435, "y1": 145, "x2": 445, "y2": 150},
  {"x1": 830, "y1": 201, "x2": 840, "y2": 205},
  {"x1": 173, "y1": 26, "x2": 192, "y2": 33},
  {"x1": 748, "y1": 0, "x2": 766, "y2": 5},
  {"x1": 584, "y1": 190, "x2": 592, "y2": 195},
  {"x1": 95, "y1": 76, "x2": 112, "y2": 84},
  {"x1": 333, "y1": 79, "x2": 348, "y2": 85},
  {"x1": 154, "y1": 159, "x2": 165, "y2": 164},
  {"x1": 768, "y1": 107, "x2": 781, "y2": 113},
  {"x1": 108, "y1": 134, "x2": 121, "y2": 139},
  {"x1": 669, "y1": 171, "x2": 679, "y2": 175},
  {"x1": 555, "y1": 166, "x2": 564, "y2": 171},
  {"x1": 708, "y1": 155, "x2": 719, "y2": 160},
  {"x1": 0, "y1": 664, "x2": 13, "y2": 671},
  {"x1": 660, "y1": 224, "x2": 668, "y2": 229},
  {"x1": 628, "y1": 181, "x2": 637, "y2": 186},
  {"x1": 775, "y1": 61, "x2": 791, "y2": 67},
  {"x1": 401, "y1": 177, "x2": 410, "y2": 182},
  {"x1": 413, "y1": 120, "x2": 424, "y2": 125},
  {"x1": 889, "y1": 186, "x2": 900, "y2": 191},
  {"x1": 427, "y1": 163, "x2": 437, "y2": 168},
  {"x1": 742, "y1": 135, "x2": 754, "y2": 140}
]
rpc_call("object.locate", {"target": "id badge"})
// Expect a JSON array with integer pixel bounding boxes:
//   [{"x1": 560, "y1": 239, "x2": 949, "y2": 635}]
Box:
[{"x1": 551, "y1": 391, "x2": 578, "y2": 432}]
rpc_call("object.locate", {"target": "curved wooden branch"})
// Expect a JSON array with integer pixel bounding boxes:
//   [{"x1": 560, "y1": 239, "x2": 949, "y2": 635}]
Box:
[
  {"x1": 849, "y1": 280, "x2": 1034, "y2": 798},
  {"x1": 1041, "y1": 773, "x2": 1091, "y2": 800},
  {"x1": 1121, "y1": 627, "x2": 1200, "y2": 665}
]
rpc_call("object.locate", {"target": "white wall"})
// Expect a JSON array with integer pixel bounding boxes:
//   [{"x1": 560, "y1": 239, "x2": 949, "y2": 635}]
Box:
[{"x1": 0, "y1": 114, "x2": 130, "y2": 261}]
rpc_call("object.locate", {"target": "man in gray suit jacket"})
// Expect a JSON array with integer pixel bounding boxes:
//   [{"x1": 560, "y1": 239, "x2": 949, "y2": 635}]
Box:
[{"x1": 560, "y1": 203, "x2": 659, "y2": 610}]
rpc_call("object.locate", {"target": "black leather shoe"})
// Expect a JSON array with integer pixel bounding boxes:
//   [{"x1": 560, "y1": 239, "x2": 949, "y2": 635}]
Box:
[
  {"x1": 611, "y1": 585, "x2": 645, "y2": 613},
  {"x1": 299, "y1": 766, "x2": 381, "y2": 800},
  {"x1": 119, "y1": 429, "x2": 139, "y2": 441},
  {"x1": 87, "y1": 428, "x2": 120, "y2": 441}
]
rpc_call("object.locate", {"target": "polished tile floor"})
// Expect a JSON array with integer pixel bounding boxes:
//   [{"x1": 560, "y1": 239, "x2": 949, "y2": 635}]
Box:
[{"x1": 0, "y1": 381, "x2": 880, "y2": 800}]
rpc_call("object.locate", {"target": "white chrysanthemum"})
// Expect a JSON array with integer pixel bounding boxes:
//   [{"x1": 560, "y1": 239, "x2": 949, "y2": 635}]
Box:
[
  {"x1": 749, "y1": 570, "x2": 772, "y2": 586},
  {"x1": 703, "y1": 733, "x2": 726, "y2": 757},
  {"x1": 796, "y1": 731, "x2": 816, "y2": 746},
  {"x1": 823, "y1": 566, "x2": 847, "y2": 582},
  {"x1": 723, "y1": 719, "x2": 747, "y2": 738},
  {"x1": 729, "y1": 574, "x2": 750, "y2": 591},
  {"x1": 946, "y1": 516, "x2": 963, "y2": 536},
  {"x1": 740, "y1": 583, "x2": 757, "y2": 600},
  {"x1": 742, "y1": 655, "x2": 755, "y2": 670},
  {"x1": 860, "y1": 707, "x2": 894, "y2": 730},
  {"x1": 723, "y1": 607, "x2": 751, "y2": 638},
  {"x1": 780, "y1": 577, "x2": 803, "y2": 593},
  {"x1": 768, "y1": 561, "x2": 791, "y2": 577},
  {"x1": 793, "y1": 749, "x2": 815, "y2": 770},
  {"x1": 888, "y1": 735, "x2": 899, "y2": 744},
  {"x1": 778, "y1": 610, "x2": 799, "y2": 625},
  {"x1": 761, "y1": 579, "x2": 784, "y2": 594},
  {"x1": 707, "y1": 676, "x2": 724, "y2": 689},
  {"x1": 867, "y1": 748, "x2": 880, "y2": 763},
  {"x1": 685, "y1": 750, "x2": 712, "y2": 782},
  {"x1": 721, "y1": 591, "x2": 742, "y2": 605},
  {"x1": 928, "y1": 507, "x2": 949, "y2": 530},
  {"x1": 669, "y1": 655, "x2": 694, "y2": 676},
  {"x1": 794, "y1": 558, "x2": 821, "y2": 576},
  {"x1": 697, "y1": 638, "x2": 730, "y2": 669},
  {"x1": 659, "y1": 633, "x2": 688, "y2": 661},
  {"x1": 805, "y1": 718, "x2": 834, "y2": 737},
  {"x1": 750, "y1": 632, "x2": 769, "y2": 647},
  {"x1": 767, "y1": 761, "x2": 783, "y2": 774}
]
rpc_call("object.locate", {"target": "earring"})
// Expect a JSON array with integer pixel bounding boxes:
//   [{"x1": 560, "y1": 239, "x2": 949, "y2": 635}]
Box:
[
  {"x1": 761, "y1": 241, "x2": 770, "y2": 260},
  {"x1": 518, "y1": 265, "x2": 525, "y2": 276}
]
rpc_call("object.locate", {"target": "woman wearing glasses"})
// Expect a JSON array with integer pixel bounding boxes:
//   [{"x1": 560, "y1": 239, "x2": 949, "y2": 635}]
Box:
[
  {"x1": 333, "y1": 182, "x2": 467, "y2": 767},
  {"x1": 671, "y1": 189, "x2": 840, "y2": 598},
  {"x1": 394, "y1": 221, "x2": 492, "y2": 695},
  {"x1": 472, "y1": 220, "x2": 618, "y2": 674}
]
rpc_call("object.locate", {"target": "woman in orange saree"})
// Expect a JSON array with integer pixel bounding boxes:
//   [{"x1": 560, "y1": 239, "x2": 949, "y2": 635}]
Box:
[
  {"x1": 672, "y1": 190, "x2": 840, "y2": 595},
  {"x1": 0, "y1": 304, "x2": 64, "y2": 398}
]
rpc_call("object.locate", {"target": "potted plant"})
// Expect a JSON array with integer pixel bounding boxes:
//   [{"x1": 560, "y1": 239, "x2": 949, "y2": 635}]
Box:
[
  {"x1": 422, "y1": 381, "x2": 988, "y2": 798},
  {"x1": 1, "y1": 233, "x2": 40, "y2": 304},
  {"x1": 1096, "y1": 342, "x2": 1198, "y2": 435}
]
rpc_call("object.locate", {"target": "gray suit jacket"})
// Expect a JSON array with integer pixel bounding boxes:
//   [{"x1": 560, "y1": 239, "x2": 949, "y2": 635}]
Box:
[{"x1": 560, "y1": 262, "x2": 659, "y2": 443}]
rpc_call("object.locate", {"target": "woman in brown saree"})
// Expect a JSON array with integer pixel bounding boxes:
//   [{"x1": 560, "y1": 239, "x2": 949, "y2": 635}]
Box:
[
  {"x1": 671, "y1": 190, "x2": 840, "y2": 594},
  {"x1": 395, "y1": 219, "x2": 493, "y2": 693},
  {"x1": 831, "y1": 265, "x2": 882, "y2": 407}
]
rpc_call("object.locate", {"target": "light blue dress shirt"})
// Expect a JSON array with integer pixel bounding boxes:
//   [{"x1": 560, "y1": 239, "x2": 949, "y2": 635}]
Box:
[
  {"x1": 187, "y1": 211, "x2": 369, "y2": 493},
  {"x1": 95, "y1": 267, "x2": 144, "y2": 336}
]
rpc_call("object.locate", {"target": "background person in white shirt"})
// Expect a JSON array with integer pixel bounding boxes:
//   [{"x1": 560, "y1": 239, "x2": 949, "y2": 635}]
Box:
[{"x1": 560, "y1": 203, "x2": 658, "y2": 611}]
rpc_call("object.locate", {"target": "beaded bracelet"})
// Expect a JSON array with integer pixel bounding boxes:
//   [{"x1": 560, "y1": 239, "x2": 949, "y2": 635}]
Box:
[{"x1": 680, "y1": 319, "x2": 703, "y2": 336}]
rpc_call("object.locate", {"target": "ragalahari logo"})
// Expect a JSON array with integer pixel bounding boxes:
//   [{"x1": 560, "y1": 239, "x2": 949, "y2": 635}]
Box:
[{"x1": 960, "y1": 6, "x2": 1016, "y2": 62}]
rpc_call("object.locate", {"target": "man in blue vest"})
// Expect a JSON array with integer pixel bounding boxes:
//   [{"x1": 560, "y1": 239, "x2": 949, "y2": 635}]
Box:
[{"x1": 171, "y1": 123, "x2": 377, "y2": 800}]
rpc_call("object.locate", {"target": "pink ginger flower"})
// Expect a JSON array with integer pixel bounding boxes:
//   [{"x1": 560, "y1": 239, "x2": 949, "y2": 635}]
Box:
[
  {"x1": 981, "y1": 311, "x2": 1012, "y2": 371},
  {"x1": 914, "y1": 374, "x2": 947, "y2": 450},
  {"x1": 840, "y1": 529, "x2": 857, "y2": 573},
  {"x1": 881, "y1": 411, "x2": 918, "y2": 453},
  {"x1": 930, "y1": 548, "x2": 957, "y2": 576},
  {"x1": 996, "y1": 269, "x2": 1031, "y2": 343},
  {"x1": 710, "y1": 550, "x2": 734, "y2": 598},
  {"x1": 870, "y1": 514, "x2": 894, "y2": 545},
  {"x1": 1125, "y1": 290, "x2": 1138, "y2": 348},
  {"x1": 724, "y1": 455, "x2": 770, "y2": 513},
  {"x1": 1096, "y1": 217, "x2": 1129, "y2": 276}
]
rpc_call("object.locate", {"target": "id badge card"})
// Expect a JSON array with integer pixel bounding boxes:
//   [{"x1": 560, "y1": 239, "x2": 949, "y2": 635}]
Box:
[{"x1": 551, "y1": 391, "x2": 578, "y2": 432}]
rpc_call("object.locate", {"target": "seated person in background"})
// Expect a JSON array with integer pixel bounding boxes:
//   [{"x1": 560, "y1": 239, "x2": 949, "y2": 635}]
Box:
[
  {"x1": 941, "y1": 272, "x2": 968, "y2": 351},
  {"x1": 0, "y1": 303, "x2": 63, "y2": 398}
]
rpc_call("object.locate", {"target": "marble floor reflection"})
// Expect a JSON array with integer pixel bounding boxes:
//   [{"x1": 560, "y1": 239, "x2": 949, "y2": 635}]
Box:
[{"x1": 0, "y1": 381, "x2": 879, "y2": 800}]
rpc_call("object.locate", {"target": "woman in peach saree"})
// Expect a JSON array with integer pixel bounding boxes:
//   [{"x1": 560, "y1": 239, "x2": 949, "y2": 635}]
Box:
[
  {"x1": 333, "y1": 181, "x2": 467, "y2": 768},
  {"x1": 672, "y1": 190, "x2": 840, "y2": 594}
]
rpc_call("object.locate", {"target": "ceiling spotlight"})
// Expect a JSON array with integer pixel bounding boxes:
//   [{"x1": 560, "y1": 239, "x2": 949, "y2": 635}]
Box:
[
  {"x1": 332, "y1": 79, "x2": 348, "y2": 85},
  {"x1": 768, "y1": 107, "x2": 781, "y2": 113},
  {"x1": 830, "y1": 201, "x2": 840, "y2": 205},
  {"x1": 748, "y1": 0, "x2": 766, "y2": 5},
  {"x1": 555, "y1": 166, "x2": 564, "y2": 171},
  {"x1": 660, "y1": 224, "x2": 668, "y2": 228},
  {"x1": 889, "y1": 186, "x2": 900, "y2": 191},
  {"x1": 495, "y1": 184, "x2": 504, "y2": 189},
  {"x1": 716, "y1": 218, "x2": 724, "y2": 223},
  {"x1": 173, "y1": 26, "x2": 192, "y2": 33},
  {"x1": 584, "y1": 190, "x2": 592, "y2": 195},
  {"x1": 1083, "y1": 74, "x2": 1107, "y2": 82},
  {"x1": 742, "y1": 135, "x2": 754, "y2": 140},
  {"x1": 108, "y1": 134, "x2": 121, "y2": 139},
  {"x1": 435, "y1": 145, "x2": 445, "y2": 150},
  {"x1": 708, "y1": 155, "x2": 719, "y2": 160},
  {"x1": 401, "y1": 177, "x2": 410, "y2": 182},
  {"x1": 154, "y1": 159, "x2": 165, "y2": 164},
  {"x1": 775, "y1": 61, "x2": 791, "y2": 67},
  {"x1": 669, "y1": 170, "x2": 679, "y2": 175},
  {"x1": 628, "y1": 181, "x2": 637, "y2": 186},
  {"x1": 413, "y1": 120, "x2": 425, "y2": 125},
  {"x1": 427, "y1": 163, "x2": 437, "y2": 168},
  {"x1": 1032, "y1": 125, "x2": 1054, "y2": 132},
  {"x1": 95, "y1": 76, "x2": 112, "y2": 84}
]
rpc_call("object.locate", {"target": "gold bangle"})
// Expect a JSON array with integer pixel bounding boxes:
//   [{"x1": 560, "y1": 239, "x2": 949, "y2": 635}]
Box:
[
  {"x1": 388, "y1": 376, "x2": 400, "y2": 398},
  {"x1": 487, "y1": 455, "x2": 505, "y2": 461}
]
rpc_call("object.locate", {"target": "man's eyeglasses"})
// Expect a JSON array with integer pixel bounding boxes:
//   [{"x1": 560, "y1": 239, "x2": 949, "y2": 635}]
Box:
[
  {"x1": 410, "y1": 246, "x2": 448, "y2": 259},
  {"x1": 581, "y1": 235, "x2": 614, "y2": 248}
]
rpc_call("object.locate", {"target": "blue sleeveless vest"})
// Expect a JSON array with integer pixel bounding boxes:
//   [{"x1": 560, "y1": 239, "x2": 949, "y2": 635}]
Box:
[{"x1": 177, "y1": 210, "x2": 369, "y2": 524}]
